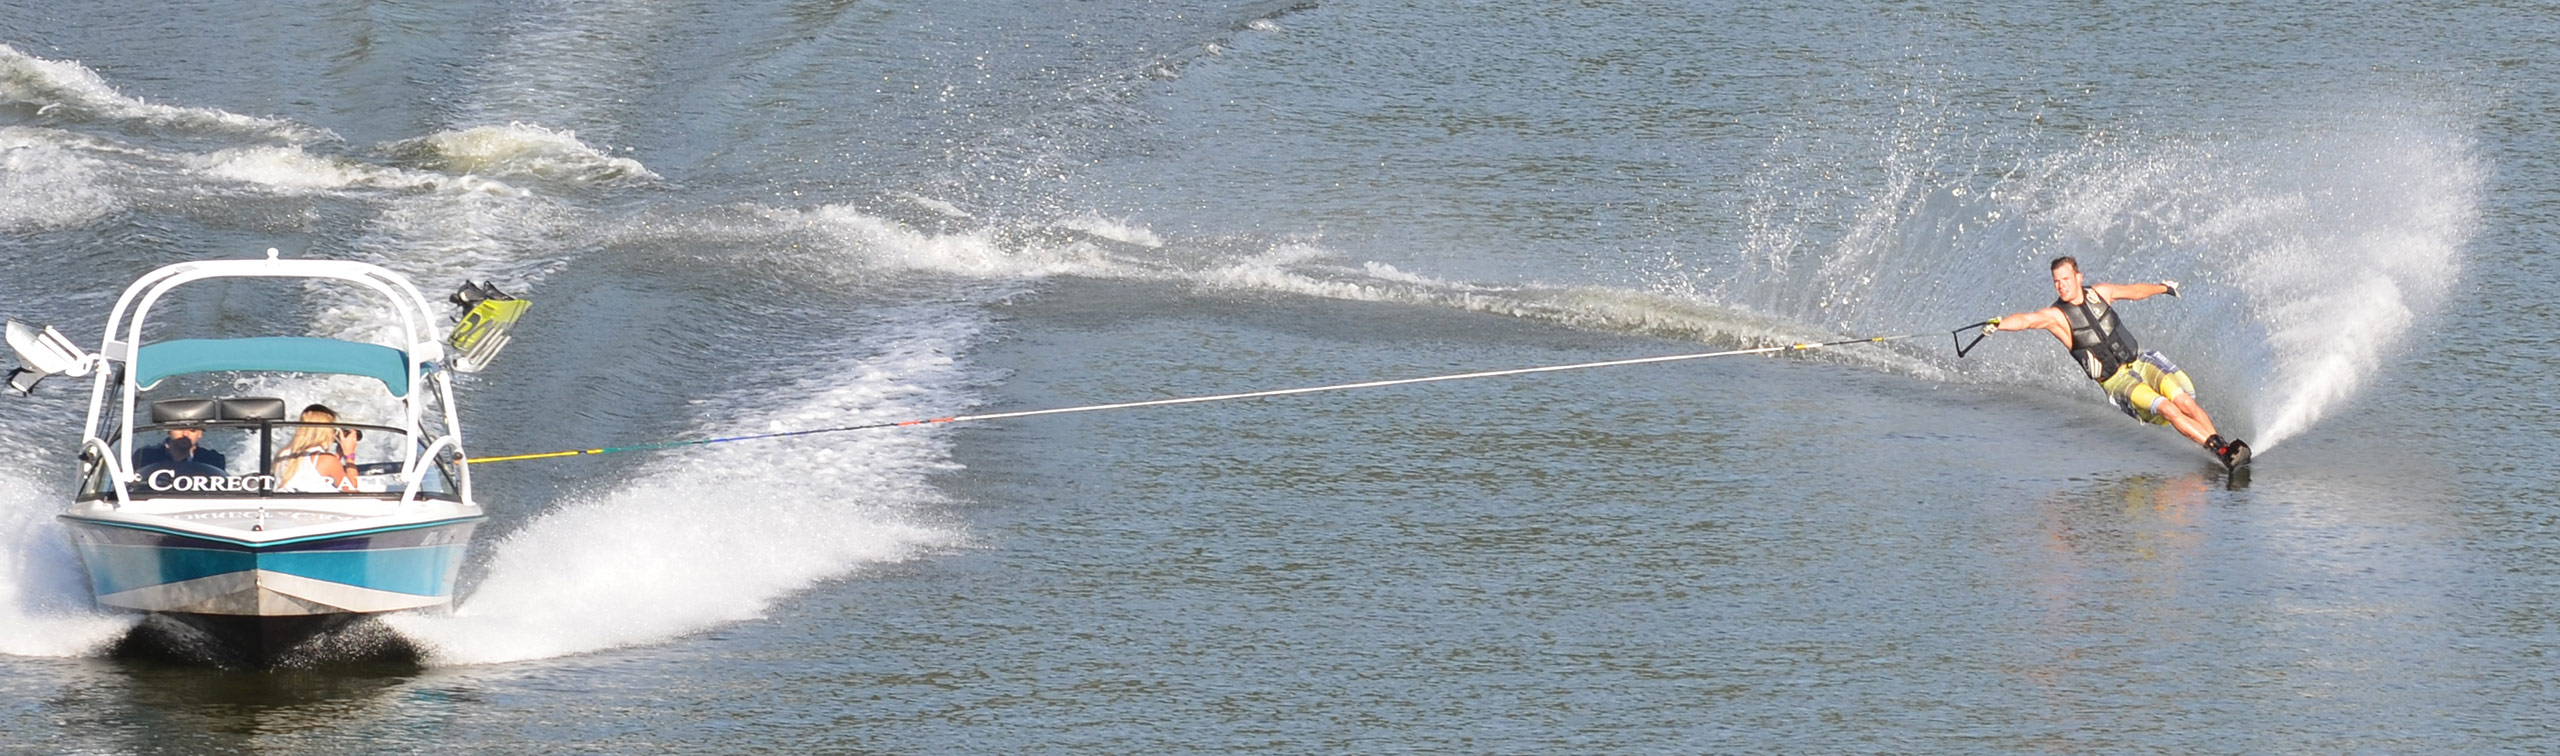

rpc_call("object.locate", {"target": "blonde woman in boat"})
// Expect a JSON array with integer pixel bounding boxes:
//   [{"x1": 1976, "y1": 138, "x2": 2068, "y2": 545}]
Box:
[{"x1": 273, "y1": 404, "x2": 361, "y2": 493}]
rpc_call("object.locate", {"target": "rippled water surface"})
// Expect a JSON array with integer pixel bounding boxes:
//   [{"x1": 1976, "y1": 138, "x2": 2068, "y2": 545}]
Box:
[{"x1": 2, "y1": 1, "x2": 2555, "y2": 753}]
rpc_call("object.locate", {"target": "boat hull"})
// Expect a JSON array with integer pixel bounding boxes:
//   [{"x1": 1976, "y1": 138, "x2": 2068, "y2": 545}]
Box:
[
  {"x1": 117, "y1": 610, "x2": 409, "y2": 667},
  {"x1": 60, "y1": 508, "x2": 479, "y2": 660}
]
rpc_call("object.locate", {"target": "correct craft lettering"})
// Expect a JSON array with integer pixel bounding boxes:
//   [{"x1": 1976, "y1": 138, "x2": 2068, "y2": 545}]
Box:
[{"x1": 144, "y1": 470, "x2": 280, "y2": 493}]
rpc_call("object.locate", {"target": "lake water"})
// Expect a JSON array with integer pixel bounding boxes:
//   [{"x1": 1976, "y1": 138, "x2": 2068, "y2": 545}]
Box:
[{"x1": 3, "y1": 1, "x2": 2555, "y2": 752}]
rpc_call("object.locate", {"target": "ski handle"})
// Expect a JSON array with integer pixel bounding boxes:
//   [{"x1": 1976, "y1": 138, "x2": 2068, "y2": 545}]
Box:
[{"x1": 1952, "y1": 319, "x2": 1997, "y2": 358}]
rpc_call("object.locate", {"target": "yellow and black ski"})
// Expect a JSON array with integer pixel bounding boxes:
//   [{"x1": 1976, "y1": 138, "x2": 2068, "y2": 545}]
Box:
[{"x1": 446, "y1": 282, "x2": 530, "y2": 372}]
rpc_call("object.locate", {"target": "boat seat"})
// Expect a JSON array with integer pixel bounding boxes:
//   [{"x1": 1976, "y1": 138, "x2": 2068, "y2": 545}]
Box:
[
  {"x1": 149, "y1": 398, "x2": 218, "y2": 424},
  {"x1": 219, "y1": 397, "x2": 288, "y2": 421}
]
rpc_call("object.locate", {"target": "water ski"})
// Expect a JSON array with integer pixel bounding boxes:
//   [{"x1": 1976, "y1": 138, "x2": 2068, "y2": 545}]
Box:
[
  {"x1": 2215, "y1": 438, "x2": 2252, "y2": 470},
  {"x1": 446, "y1": 281, "x2": 529, "y2": 373}
]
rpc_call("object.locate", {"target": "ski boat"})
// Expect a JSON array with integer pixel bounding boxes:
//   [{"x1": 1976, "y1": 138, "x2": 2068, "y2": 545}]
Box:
[{"x1": 6, "y1": 250, "x2": 526, "y2": 663}]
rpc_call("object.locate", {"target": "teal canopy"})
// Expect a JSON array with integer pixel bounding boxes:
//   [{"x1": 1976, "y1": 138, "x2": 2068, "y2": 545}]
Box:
[{"x1": 134, "y1": 337, "x2": 414, "y2": 396}]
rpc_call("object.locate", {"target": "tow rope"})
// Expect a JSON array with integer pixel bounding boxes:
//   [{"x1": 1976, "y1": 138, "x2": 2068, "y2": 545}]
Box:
[{"x1": 465, "y1": 330, "x2": 1954, "y2": 465}]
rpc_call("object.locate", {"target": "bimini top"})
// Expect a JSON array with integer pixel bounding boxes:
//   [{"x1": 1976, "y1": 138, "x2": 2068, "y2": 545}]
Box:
[{"x1": 135, "y1": 337, "x2": 416, "y2": 397}]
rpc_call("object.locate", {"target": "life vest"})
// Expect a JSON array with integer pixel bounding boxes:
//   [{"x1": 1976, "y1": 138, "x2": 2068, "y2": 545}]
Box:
[{"x1": 2057, "y1": 287, "x2": 2140, "y2": 382}]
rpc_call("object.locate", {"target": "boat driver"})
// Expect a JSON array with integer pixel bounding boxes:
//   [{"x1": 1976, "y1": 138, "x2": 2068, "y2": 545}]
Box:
[{"x1": 132, "y1": 425, "x2": 228, "y2": 473}]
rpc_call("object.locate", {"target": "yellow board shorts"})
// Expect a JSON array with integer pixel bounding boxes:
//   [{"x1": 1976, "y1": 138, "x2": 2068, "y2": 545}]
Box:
[{"x1": 2099, "y1": 350, "x2": 2196, "y2": 425}]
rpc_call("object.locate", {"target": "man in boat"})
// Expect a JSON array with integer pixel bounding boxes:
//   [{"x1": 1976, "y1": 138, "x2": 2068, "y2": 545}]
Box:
[
  {"x1": 1984, "y1": 256, "x2": 2251, "y2": 469},
  {"x1": 132, "y1": 425, "x2": 228, "y2": 473}
]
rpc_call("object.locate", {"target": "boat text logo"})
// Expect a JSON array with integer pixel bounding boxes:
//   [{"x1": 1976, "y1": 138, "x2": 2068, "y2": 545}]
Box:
[{"x1": 144, "y1": 470, "x2": 281, "y2": 493}]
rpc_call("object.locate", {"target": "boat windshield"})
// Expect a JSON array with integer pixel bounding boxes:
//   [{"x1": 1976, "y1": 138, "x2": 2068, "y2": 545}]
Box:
[{"x1": 84, "y1": 420, "x2": 459, "y2": 501}]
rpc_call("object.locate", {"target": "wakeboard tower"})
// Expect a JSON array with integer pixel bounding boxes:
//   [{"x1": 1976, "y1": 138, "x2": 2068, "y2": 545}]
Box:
[{"x1": 5, "y1": 249, "x2": 528, "y2": 665}]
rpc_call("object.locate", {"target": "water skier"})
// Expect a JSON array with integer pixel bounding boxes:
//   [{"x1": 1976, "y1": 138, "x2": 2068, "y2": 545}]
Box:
[{"x1": 1983, "y1": 256, "x2": 2251, "y2": 469}]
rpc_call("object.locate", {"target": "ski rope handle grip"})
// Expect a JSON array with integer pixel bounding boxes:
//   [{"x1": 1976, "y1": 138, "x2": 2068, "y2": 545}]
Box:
[{"x1": 1952, "y1": 319, "x2": 1996, "y2": 358}]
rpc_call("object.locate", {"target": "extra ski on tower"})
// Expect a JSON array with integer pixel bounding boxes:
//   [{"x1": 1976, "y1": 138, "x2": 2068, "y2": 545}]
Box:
[{"x1": 445, "y1": 281, "x2": 530, "y2": 373}]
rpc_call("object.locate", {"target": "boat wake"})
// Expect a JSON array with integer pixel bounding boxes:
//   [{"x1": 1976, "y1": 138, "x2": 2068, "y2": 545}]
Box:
[
  {"x1": 0, "y1": 469, "x2": 132, "y2": 658},
  {"x1": 751, "y1": 202, "x2": 1936, "y2": 374},
  {"x1": 386, "y1": 312, "x2": 973, "y2": 665},
  {"x1": 0, "y1": 44, "x2": 330, "y2": 145}
]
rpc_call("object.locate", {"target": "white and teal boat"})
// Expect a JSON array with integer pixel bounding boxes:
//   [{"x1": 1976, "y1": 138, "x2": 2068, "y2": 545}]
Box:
[{"x1": 6, "y1": 251, "x2": 524, "y2": 663}]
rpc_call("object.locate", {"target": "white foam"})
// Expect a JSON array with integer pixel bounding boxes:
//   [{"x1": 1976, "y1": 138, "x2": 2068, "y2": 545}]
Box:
[
  {"x1": 189, "y1": 146, "x2": 374, "y2": 192},
  {"x1": 758, "y1": 206, "x2": 1813, "y2": 362},
  {"x1": 185, "y1": 139, "x2": 538, "y2": 198},
  {"x1": 1359, "y1": 261, "x2": 1444, "y2": 286},
  {"x1": 771, "y1": 204, "x2": 1146, "y2": 279},
  {"x1": 762, "y1": 204, "x2": 1863, "y2": 368},
  {"x1": 0, "y1": 470, "x2": 136, "y2": 658},
  {"x1": 1057, "y1": 213, "x2": 1166, "y2": 248},
  {"x1": 390, "y1": 122, "x2": 657, "y2": 184},
  {"x1": 0, "y1": 128, "x2": 116, "y2": 229},
  {"x1": 2225, "y1": 119, "x2": 2477, "y2": 449},
  {"x1": 897, "y1": 192, "x2": 975, "y2": 219},
  {"x1": 0, "y1": 44, "x2": 329, "y2": 144},
  {"x1": 388, "y1": 320, "x2": 973, "y2": 664},
  {"x1": 301, "y1": 125, "x2": 634, "y2": 321},
  {"x1": 1189, "y1": 243, "x2": 1932, "y2": 372},
  {"x1": 345, "y1": 191, "x2": 565, "y2": 285}
]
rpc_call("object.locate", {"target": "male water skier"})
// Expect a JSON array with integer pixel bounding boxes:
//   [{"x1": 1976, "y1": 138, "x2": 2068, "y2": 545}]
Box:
[{"x1": 1982, "y1": 256, "x2": 2250, "y2": 469}]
